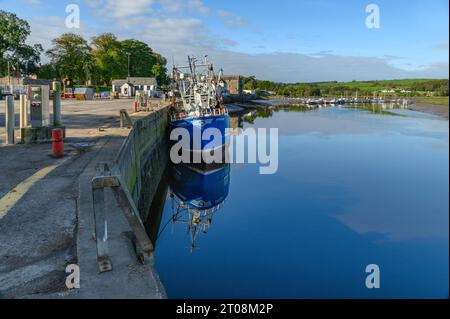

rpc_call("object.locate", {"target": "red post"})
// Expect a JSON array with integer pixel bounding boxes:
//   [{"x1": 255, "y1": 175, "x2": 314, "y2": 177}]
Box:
[
  {"x1": 52, "y1": 128, "x2": 64, "y2": 158},
  {"x1": 134, "y1": 100, "x2": 138, "y2": 113}
]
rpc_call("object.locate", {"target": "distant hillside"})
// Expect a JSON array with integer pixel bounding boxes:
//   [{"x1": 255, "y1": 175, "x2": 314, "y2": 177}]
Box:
[{"x1": 244, "y1": 78, "x2": 449, "y2": 97}]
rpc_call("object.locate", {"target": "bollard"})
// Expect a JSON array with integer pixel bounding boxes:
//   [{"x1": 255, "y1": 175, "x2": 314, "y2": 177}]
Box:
[
  {"x1": 52, "y1": 128, "x2": 64, "y2": 158},
  {"x1": 19, "y1": 94, "x2": 29, "y2": 127},
  {"x1": 5, "y1": 96, "x2": 15, "y2": 145},
  {"x1": 52, "y1": 81, "x2": 62, "y2": 127},
  {"x1": 19, "y1": 94, "x2": 27, "y2": 141},
  {"x1": 120, "y1": 109, "x2": 133, "y2": 128},
  {"x1": 138, "y1": 98, "x2": 142, "y2": 111},
  {"x1": 19, "y1": 94, "x2": 26, "y2": 129},
  {"x1": 24, "y1": 95, "x2": 29, "y2": 127}
]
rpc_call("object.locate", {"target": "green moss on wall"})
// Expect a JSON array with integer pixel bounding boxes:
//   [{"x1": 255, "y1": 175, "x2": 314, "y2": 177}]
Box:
[{"x1": 127, "y1": 160, "x2": 138, "y2": 195}]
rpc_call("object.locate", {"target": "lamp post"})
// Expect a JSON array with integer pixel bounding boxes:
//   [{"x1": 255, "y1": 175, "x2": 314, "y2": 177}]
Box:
[
  {"x1": 84, "y1": 65, "x2": 91, "y2": 86},
  {"x1": 127, "y1": 52, "x2": 131, "y2": 80},
  {"x1": 25, "y1": 61, "x2": 30, "y2": 99},
  {"x1": 7, "y1": 59, "x2": 11, "y2": 94}
]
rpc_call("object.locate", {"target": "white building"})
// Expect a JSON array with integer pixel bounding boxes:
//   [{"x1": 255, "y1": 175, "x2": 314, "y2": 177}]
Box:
[
  {"x1": 243, "y1": 89, "x2": 256, "y2": 95},
  {"x1": 112, "y1": 77, "x2": 158, "y2": 98}
]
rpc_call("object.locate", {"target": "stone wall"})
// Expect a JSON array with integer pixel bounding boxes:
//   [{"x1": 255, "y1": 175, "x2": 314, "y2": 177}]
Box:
[{"x1": 114, "y1": 107, "x2": 169, "y2": 219}]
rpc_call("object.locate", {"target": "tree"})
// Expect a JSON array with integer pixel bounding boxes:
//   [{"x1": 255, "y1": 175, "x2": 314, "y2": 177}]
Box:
[
  {"x1": 0, "y1": 10, "x2": 43, "y2": 77},
  {"x1": 121, "y1": 39, "x2": 169, "y2": 84},
  {"x1": 14, "y1": 43, "x2": 43, "y2": 75},
  {"x1": 151, "y1": 62, "x2": 169, "y2": 86},
  {"x1": 37, "y1": 63, "x2": 58, "y2": 80},
  {"x1": 121, "y1": 39, "x2": 154, "y2": 77},
  {"x1": 91, "y1": 33, "x2": 126, "y2": 85},
  {"x1": 46, "y1": 33, "x2": 92, "y2": 83},
  {"x1": 244, "y1": 76, "x2": 257, "y2": 90},
  {"x1": 90, "y1": 36, "x2": 169, "y2": 85}
]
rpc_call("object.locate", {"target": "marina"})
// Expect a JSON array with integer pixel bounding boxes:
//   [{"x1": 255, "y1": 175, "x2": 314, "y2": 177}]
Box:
[
  {"x1": 248, "y1": 97, "x2": 410, "y2": 108},
  {"x1": 0, "y1": 85, "x2": 448, "y2": 299},
  {"x1": 0, "y1": 0, "x2": 448, "y2": 304},
  {"x1": 151, "y1": 103, "x2": 449, "y2": 298}
]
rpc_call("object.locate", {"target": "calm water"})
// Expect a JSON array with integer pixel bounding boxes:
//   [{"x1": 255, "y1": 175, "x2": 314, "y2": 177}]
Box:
[{"x1": 148, "y1": 105, "x2": 449, "y2": 298}]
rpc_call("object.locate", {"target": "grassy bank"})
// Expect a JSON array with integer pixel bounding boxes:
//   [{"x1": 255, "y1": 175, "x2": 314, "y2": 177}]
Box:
[
  {"x1": 413, "y1": 97, "x2": 449, "y2": 106},
  {"x1": 245, "y1": 78, "x2": 449, "y2": 97}
]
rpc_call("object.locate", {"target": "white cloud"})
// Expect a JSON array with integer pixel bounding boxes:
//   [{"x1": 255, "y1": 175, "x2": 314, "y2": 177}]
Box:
[
  {"x1": 27, "y1": 14, "x2": 449, "y2": 82},
  {"x1": 202, "y1": 51, "x2": 449, "y2": 82},
  {"x1": 159, "y1": 0, "x2": 210, "y2": 15},
  {"x1": 26, "y1": 15, "x2": 99, "y2": 63},
  {"x1": 85, "y1": 0, "x2": 210, "y2": 18},
  {"x1": 21, "y1": 1, "x2": 449, "y2": 82},
  {"x1": 217, "y1": 10, "x2": 248, "y2": 29},
  {"x1": 80, "y1": 0, "x2": 237, "y2": 53},
  {"x1": 27, "y1": 16, "x2": 68, "y2": 51},
  {"x1": 85, "y1": 0, "x2": 155, "y2": 18},
  {"x1": 138, "y1": 18, "x2": 209, "y2": 48}
]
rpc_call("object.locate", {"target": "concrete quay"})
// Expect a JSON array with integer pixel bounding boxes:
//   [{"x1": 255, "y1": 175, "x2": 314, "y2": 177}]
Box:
[{"x1": 0, "y1": 99, "x2": 167, "y2": 299}]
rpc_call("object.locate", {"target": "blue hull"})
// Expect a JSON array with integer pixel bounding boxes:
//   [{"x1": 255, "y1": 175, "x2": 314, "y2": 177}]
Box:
[
  {"x1": 170, "y1": 114, "x2": 230, "y2": 152},
  {"x1": 169, "y1": 164, "x2": 231, "y2": 210}
]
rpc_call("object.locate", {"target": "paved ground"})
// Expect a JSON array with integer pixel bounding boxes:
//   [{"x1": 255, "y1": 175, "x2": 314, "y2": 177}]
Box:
[
  {"x1": 0, "y1": 99, "x2": 166, "y2": 298},
  {"x1": 0, "y1": 98, "x2": 137, "y2": 144}
]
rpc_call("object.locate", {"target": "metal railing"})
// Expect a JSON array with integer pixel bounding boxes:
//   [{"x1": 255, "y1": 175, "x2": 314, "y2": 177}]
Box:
[
  {"x1": 170, "y1": 108, "x2": 228, "y2": 122},
  {"x1": 91, "y1": 162, "x2": 153, "y2": 272}
]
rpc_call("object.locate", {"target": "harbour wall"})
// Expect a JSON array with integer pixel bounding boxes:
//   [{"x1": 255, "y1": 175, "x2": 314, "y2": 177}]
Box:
[
  {"x1": 114, "y1": 106, "x2": 169, "y2": 220},
  {"x1": 75, "y1": 105, "x2": 170, "y2": 299}
]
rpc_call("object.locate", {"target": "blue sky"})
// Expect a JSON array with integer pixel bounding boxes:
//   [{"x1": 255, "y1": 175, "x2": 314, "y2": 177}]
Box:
[{"x1": 1, "y1": 0, "x2": 448, "y2": 82}]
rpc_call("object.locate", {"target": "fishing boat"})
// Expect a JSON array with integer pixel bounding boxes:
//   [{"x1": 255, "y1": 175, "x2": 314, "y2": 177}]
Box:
[{"x1": 169, "y1": 56, "x2": 230, "y2": 155}]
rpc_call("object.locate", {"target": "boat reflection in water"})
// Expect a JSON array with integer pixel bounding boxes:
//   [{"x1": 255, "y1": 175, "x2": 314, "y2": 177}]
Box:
[{"x1": 165, "y1": 162, "x2": 231, "y2": 251}]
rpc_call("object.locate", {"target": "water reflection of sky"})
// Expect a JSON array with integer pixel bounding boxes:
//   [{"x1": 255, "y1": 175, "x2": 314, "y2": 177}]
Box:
[{"x1": 154, "y1": 106, "x2": 449, "y2": 299}]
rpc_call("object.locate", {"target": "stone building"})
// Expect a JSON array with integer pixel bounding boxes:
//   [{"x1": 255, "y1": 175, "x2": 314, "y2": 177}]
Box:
[{"x1": 220, "y1": 75, "x2": 243, "y2": 96}]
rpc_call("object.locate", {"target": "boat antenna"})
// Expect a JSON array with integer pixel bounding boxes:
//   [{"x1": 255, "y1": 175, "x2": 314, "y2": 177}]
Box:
[
  {"x1": 187, "y1": 55, "x2": 196, "y2": 86},
  {"x1": 216, "y1": 68, "x2": 224, "y2": 105}
]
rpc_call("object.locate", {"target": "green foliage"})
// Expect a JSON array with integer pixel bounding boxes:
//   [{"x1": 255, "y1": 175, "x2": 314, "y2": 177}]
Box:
[
  {"x1": 46, "y1": 33, "x2": 92, "y2": 83},
  {"x1": 244, "y1": 77, "x2": 449, "y2": 97},
  {"x1": 414, "y1": 97, "x2": 449, "y2": 105},
  {"x1": 37, "y1": 63, "x2": 58, "y2": 80},
  {"x1": 90, "y1": 33, "x2": 126, "y2": 85},
  {"x1": 91, "y1": 85, "x2": 112, "y2": 93},
  {"x1": 244, "y1": 76, "x2": 257, "y2": 90},
  {"x1": 0, "y1": 10, "x2": 43, "y2": 77},
  {"x1": 121, "y1": 39, "x2": 169, "y2": 85},
  {"x1": 151, "y1": 63, "x2": 169, "y2": 86},
  {"x1": 315, "y1": 79, "x2": 449, "y2": 96},
  {"x1": 75, "y1": 34, "x2": 170, "y2": 85},
  {"x1": 0, "y1": 10, "x2": 30, "y2": 55},
  {"x1": 43, "y1": 33, "x2": 170, "y2": 86}
]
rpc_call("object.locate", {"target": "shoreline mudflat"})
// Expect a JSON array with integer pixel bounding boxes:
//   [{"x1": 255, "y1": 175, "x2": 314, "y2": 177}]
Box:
[
  {"x1": 408, "y1": 103, "x2": 449, "y2": 119},
  {"x1": 239, "y1": 98, "x2": 449, "y2": 120}
]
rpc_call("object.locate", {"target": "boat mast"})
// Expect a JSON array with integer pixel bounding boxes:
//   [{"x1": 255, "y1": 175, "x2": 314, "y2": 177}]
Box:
[
  {"x1": 205, "y1": 55, "x2": 212, "y2": 109},
  {"x1": 172, "y1": 55, "x2": 225, "y2": 113}
]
